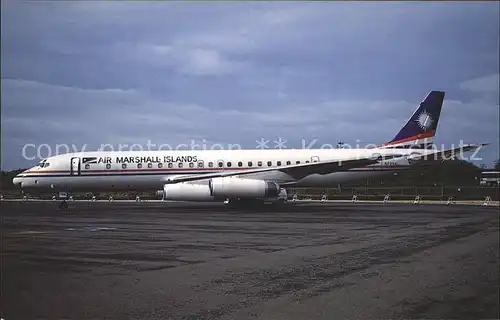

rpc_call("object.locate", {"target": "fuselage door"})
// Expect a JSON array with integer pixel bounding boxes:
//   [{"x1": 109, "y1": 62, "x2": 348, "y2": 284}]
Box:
[
  {"x1": 311, "y1": 156, "x2": 320, "y2": 163},
  {"x1": 70, "y1": 157, "x2": 81, "y2": 176}
]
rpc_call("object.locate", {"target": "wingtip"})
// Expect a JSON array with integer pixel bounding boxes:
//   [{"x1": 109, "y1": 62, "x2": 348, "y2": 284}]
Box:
[{"x1": 469, "y1": 142, "x2": 490, "y2": 148}]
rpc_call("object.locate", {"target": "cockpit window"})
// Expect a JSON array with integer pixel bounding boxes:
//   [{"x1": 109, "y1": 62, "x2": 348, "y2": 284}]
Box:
[{"x1": 37, "y1": 160, "x2": 49, "y2": 168}]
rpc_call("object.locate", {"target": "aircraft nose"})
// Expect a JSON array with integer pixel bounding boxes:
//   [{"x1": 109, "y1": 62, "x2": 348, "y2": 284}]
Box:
[{"x1": 13, "y1": 176, "x2": 23, "y2": 187}]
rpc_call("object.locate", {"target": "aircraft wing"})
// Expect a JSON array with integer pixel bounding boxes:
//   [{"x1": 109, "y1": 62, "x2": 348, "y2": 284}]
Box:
[{"x1": 162, "y1": 155, "x2": 382, "y2": 184}]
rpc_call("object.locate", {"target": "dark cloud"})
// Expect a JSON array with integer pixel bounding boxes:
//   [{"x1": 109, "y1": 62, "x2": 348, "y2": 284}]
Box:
[{"x1": 1, "y1": 2, "x2": 499, "y2": 169}]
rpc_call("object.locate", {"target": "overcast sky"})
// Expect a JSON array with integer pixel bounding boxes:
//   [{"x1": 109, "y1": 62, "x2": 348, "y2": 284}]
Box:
[{"x1": 2, "y1": 1, "x2": 499, "y2": 170}]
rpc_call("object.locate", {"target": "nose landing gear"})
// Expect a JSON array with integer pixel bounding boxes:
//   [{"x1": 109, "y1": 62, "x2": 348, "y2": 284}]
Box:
[
  {"x1": 59, "y1": 199, "x2": 68, "y2": 210},
  {"x1": 57, "y1": 192, "x2": 69, "y2": 210}
]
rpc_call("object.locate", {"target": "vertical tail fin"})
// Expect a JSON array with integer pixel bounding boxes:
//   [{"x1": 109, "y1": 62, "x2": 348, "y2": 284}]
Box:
[{"x1": 384, "y1": 90, "x2": 445, "y2": 148}]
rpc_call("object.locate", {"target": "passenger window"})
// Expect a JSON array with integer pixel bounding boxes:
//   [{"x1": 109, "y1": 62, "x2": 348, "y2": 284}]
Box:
[
  {"x1": 189, "y1": 162, "x2": 194, "y2": 168},
  {"x1": 267, "y1": 161, "x2": 272, "y2": 167},
  {"x1": 122, "y1": 164, "x2": 127, "y2": 169},
  {"x1": 209, "y1": 162, "x2": 214, "y2": 168},
  {"x1": 168, "y1": 163, "x2": 173, "y2": 168},
  {"x1": 178, "y1": 163, "x2": 183, "y2": 168},
  {"x1": 306, "y1": 161, "x2": 310, "y2": 163},
  {"x1": 227, "y1": 162, "x2": 232, "y2": 167},
  {"x1": 277, "y1": 161, "x2": 281, "y2": 166},
  {"x1": 218, "y1": 161, "x2": 224, "y2": 168},
  {"x1": 258, "y1": 161, "x2": 262, "y2": 167},
  {"x1": 85, "y1": 164, "x2": 90, "y2": 170},
  {"x1": 106, "y1": 164, "x2": 111, "y2": 169},
  {"x1": 286, "y1": 161, "x2": 291, "y2": 165},
  {"x1": 158, "y1": 163, "x2": 163, "y2": 168},
  {"x1": 296, "y1": 161, "x2": 300, "y2": 164},
  {"x1": 248, "y1": 161, "x2": 253, "y2": 167},
  {"x1": 137, "y1": 163, "x2": 142, "y2": 169},
  {"x1": 198, "y1": 161, "x2": 204, "y2": 168},
  {"x1": 147, "y1": 163, "x2": 153, "y2": 169},
  {"x1": 238, "y1": 161, "x2": 242, "y2": 167}
]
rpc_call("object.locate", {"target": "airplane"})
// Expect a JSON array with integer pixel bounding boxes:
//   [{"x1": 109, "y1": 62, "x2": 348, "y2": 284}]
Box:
[{"x1": 12, "y1": 90, "x2": 485, "y2": 206}]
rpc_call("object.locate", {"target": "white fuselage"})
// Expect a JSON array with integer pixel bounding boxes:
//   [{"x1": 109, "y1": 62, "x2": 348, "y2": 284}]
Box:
[{"x1": 14, "y1": 148, "x2": 426, "y2": 193}]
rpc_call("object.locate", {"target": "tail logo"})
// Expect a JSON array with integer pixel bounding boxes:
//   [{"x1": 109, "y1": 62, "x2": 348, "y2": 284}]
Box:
[{"x1": 416, "y1": 110, "x2": 433, "y2": 131}]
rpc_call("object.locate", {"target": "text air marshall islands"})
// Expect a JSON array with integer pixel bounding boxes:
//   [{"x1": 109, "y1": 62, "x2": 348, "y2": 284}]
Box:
[{"x1": 83, "y1": 156, "x2": 199, "y2": 165}]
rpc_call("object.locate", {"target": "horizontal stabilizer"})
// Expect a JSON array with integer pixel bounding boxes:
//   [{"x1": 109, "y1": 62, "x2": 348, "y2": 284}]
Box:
[{"x1": 407, "y1": 143, "x2": 488, "y2": 164}]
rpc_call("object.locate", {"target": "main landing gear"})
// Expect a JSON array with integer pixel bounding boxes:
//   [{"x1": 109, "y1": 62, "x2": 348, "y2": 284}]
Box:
[
  {"x1": 224, "y1": 198, "x2": 263, "y2": 208},
  {"x1": 223, "y1": 198, "x2": 287, "y2": 209}
]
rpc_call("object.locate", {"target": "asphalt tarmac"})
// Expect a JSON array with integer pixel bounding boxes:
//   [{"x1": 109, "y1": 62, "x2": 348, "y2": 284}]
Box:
[{"x1": 2, "y1": 201, "x2": 499, "y2": 320}]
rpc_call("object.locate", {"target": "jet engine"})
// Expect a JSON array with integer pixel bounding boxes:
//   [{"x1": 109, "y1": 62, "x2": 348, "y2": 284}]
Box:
[
  {"x1": 209, "y1": 177, "x2": 280, "y2": 198},
  {"x1": 160, "y1": 183, "x2": 215, "y2": 201},
  {"x1": 158, "y1": 178, "x2": 281, "y2": 202}
]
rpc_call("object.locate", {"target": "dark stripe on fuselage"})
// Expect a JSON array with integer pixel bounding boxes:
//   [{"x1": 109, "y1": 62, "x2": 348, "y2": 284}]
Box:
[
  {"x1": 18, "y1": 166, "x2": 410, "y2": 178},
  {"x1": 18, "y1": 171, "x2": 220, "y2": 178},
  {"x1": 350, "y1": 167, "x2": 410, "y2": 172}
]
